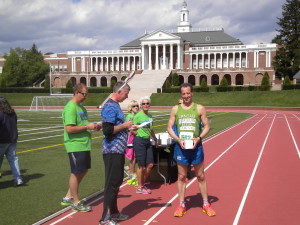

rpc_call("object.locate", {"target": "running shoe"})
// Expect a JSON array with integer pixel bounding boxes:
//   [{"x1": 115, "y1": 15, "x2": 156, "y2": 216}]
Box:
[
  {"x1": 136, "y1": 186, "x2": 150, "y2": 194},
  {"x1": 100, "y1": 220, "x2": 120, "y2": 225},
  {"x1": 142, "y1": 185, "x2": 151, "y2": 194},
  {"x1": 72, "y1": 201, "x2": 92, "y2": 212},
  {"x1": 202, "y1": 204, "x2": 216, "y2": 216},
  {"x1": 174, "y1": 205, "x2": 186, "y2": 217},
  {"x1": 111, "y1": 213, "x2": 129, "y2": 221},
  {"x1": 61, "y1": 197, "x2": 74, "y2": 206}
]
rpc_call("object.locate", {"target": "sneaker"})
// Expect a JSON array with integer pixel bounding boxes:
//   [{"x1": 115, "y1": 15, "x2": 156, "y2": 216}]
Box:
[
  {"x1": 111, "y1": 213, "x2": 129, "y2": 221},
  {"x1": 61, "y1": 197, "x2": 74, "y2": 206},
  {"x1": 14, "y1": 180, "x2": 23, "y2": 187},
  {"x1": 142, "y1": 185, "x2": 151, "y2": 194},
  {"x1": 136, "y1": 186, "x2": 150, "y2": 194},
  {"x1": 100, "y1": 220, "x2": 120, "y2": 225},
  {"x1": 174, "y1": 205, "x2": 186, "y2": 217},
  {"x1": 202, "y1": 204, "x2": 216, "y2": 217},
  {"x1": 72, "y1": 201, "x2": 92, "y2": 212}
]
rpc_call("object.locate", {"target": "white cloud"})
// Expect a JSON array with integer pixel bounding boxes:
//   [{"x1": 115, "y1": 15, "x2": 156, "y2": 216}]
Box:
[{"x1": 0, "y1": 0, "x2": 287, "y2": 54}]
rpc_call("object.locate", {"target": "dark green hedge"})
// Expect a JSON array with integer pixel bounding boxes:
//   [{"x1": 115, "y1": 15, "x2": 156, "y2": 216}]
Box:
[
  {"x1": 216, "y1": 86, "x2": 270, "y2": 92},
  {"x1": 0, "y1": 88, "x2": 50, "y2": 93},
  {"x1": 282, "y1": 85, "x2": 300, "y2": 90},
  {"x1": 61, "y1": 87, "x2": 113, "y2": 93},
  {"x1": 158, "y1": 86, "x2": 209, "y2": 93}
]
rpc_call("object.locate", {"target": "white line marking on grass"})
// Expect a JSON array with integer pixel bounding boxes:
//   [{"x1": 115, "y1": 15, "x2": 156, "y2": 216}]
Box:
[
  {"x1": 20, "y1": 126, "x2": 63, "y2": 132},
  {"x1": 144, "y1": 114, "x2": 267, "y2": 225},
  {"x1": 233, "y1": 114, "x2": 276, "y2": 225},
  {"x1": 284, "y1": 114, "x2": 300, "y2": 158},
  {"x1": 18, "y1": 134, "x2": 63, "y2": 143},
  {"x1": 19, "y1": 129, "x2": 62, "y2": 136}
]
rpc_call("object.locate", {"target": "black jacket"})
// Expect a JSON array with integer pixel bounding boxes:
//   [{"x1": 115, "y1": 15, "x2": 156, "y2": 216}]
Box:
[{"x1": 0, "y1": 111, "x2": 18, "y2": 143}]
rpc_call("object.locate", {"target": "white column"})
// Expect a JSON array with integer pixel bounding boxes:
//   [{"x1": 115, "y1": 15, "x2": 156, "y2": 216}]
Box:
[
  {"x1": 139, "y1": 56, "x2": 142, "y2": 70},
  {"x1": 142, "y1": 45, "x2": 145, "y2": 70},
  {"x1": 220, "y1": 53, "x2": 223, "y2": 69},
  {"x1": 177, "y1": 44, "x2": 180, "y2": 69},
  {"x1": 117, "y1": 57, "x2": 119, "y2": 71},
  {"x1": 239, "y1": 52, "x2": 242, "y2": 68},
  {"x1": 246, "y1": 52, "x2": 248, "y2": 68},
  {"x1": 189, "y1": 54, "x2": 193, "y2": 69},
  {"x1": 155, "y1": 44, "x2": 159, "y2": 70},
  {"x1": 208, "y1": 54, "x2": 211, "y2": 69},
  {"x1": 226, "y1": 53, "x2": 229, "y2": 68},
  {"x1": 163, "y1": 44, "x2": 166, "y2": 69},
  {"x1": 133, "y1": 56, "x2": 136, "y2": 71},
  {"x1": 202, "y1": 54, "x2": 204, "y2": 69},
  {"x1": 81, "y1": 57, "x2": 85, "y2": 72},
  {"x1": 170, "y1": 44, "x2": 173, "y2": 69},
  {"x1": 196, "y1": 54, "x2": 198, "y2": 69},
  {"x1": 254, "y1": 51, "x2": 257, "y2": 68},
  {"x1": 148, "y1": 45, "x2": 152, "y2": 70},
  {"x1": 214, "y1": 53, "x2": 216, "y2": 69},
  {"x1": 71, "y1": 57, "x2": 74, "y2": 72},
  {"x1": 122, "y1": 56, "x2": 125, "y2": 71},
  {"x1": 101, "y1": 57, "x2": 104, "y2": 71},
  {"x1": 233, "y1": 53, "x2": 235, "y2": 68}
]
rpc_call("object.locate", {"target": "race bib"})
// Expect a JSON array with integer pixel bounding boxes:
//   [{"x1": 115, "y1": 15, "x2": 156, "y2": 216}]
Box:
[{"x1": 179, "y1": 132, "x2": 193, "y2": 140}]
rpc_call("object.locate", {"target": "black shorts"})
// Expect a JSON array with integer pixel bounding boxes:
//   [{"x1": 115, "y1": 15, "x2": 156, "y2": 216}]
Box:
[
  {"x1": 68, "y1": 151, "x2": 91, "y2": 174},
  {"x1": 133, "y1": 136, "x2": 154, "y2": 166}
]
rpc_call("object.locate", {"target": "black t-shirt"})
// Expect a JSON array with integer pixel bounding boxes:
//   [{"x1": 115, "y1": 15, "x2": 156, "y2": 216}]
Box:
[{"x1": 0, "y1": 111, "x2": 18, "y2": 143}]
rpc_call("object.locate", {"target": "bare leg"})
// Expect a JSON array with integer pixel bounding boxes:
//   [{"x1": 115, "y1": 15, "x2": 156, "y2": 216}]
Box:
[
  {"x1": 193, "y1": 162, "x2": 208, "y2": 201},
  {"x1": 177, "y1": 163, "x2": 188, "y2": 202},
  {"x1": 68, "y1": 171, "x2": 87, "y2": 204}
]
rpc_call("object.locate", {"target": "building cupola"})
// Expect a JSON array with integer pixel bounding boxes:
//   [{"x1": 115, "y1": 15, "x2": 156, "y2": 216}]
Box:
[{"x1": 177, "y1": 0, "x2": 192, "y2": 33}]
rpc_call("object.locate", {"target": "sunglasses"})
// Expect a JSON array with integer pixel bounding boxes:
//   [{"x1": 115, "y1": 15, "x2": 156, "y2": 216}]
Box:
[
  {"x1": 141, "y1": 102, "x2": 150, "y2": 105},
  {"x1": 132, "y1": 105, "x2": 139, "y2": 107},
  {"x1": 79, "y1": 92, "x2": 88, "y2": 97}
]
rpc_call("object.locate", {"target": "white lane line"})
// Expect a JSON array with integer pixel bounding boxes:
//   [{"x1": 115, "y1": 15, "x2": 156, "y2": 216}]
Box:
[
  {"x1": 233, "y1": 114, "x2": 276, "y2": 225},
  {"x1": 144, "y1": 114, "x2": 267, "y2": 225},
  {"x1": 49, "y1": 182, "x2": 129, "y2": 225},
  {"x1": 42, "y1": 114, "x2": 259, "y2": 225},
  {"x1": 284, "y1": 114, "x2": 300, "y2": 158},
  {"x1": 292, "y1": 114, "x2": 300, "y2": 121}
]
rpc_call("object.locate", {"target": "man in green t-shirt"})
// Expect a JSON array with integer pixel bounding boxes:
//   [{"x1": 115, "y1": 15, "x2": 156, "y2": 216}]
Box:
[{"x1": 61, "y1": 83, "x2": 101, "y2": 212}]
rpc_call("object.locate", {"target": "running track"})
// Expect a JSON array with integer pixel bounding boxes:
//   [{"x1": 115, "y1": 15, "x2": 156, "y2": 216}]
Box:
[{"x1": 39, "y1": 109, "x2": 300, "y2": 225}]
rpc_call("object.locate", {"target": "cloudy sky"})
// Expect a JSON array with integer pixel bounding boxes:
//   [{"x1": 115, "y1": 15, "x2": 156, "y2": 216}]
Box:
[{"x1": 0, "y1": 0, "x2": 287, "y2": 55}]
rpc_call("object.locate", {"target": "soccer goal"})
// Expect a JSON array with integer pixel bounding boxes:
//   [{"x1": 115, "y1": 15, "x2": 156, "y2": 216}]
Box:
[{"x1": 29, "y1": 95, "x2": 73, "y2": 111}]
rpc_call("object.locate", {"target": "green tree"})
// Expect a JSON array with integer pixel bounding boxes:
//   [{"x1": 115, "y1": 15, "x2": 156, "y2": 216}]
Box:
[
  {"x1": 219, "y1": 77, "x2": 229, "y2": 87},
  {"x1": 261, "y1": 72, "x2": 271, "y2": 89},
  {"x1": 165, "y1": 79, "x2": 171, "y2": 89},
  {"x1": 2, "y1": 44, "x2": 49, "y2": 87},
  {"x1": 111, "y1": 80, "x2": 116, "y2": 88},
  {"x1": 200, "y1": 78, "x2": 208, "y2": 88},
  {"x1": 171, "y1": 72, "x2": 179, "y2": 86},
  {"x1": 283, "y1": 75, "x2": 292, "y2": 85},
  {"x1": 66, "y1": 79, "x2": 73, "y2": 89},
  {"x1": 272, "y1": 0, "x2": 300, "y2": 79},
  {"x1": 44, "y1": 75, "x2": 50, "y2": 89}
]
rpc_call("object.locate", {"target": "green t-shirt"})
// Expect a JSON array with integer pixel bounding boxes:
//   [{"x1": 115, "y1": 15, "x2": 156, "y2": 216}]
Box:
[
  {"x1": 126, "y1": 113, "x2": 134, "y2": 122},
  {"x1": 175, "y1": 103, "x2": 200, "y2": 139},
  {"x1": 133, "y1": 111, "x2": 153, "y2": 139},
  {"x1": 62, "y1": 101, "x2": 91, "y2": 153}
]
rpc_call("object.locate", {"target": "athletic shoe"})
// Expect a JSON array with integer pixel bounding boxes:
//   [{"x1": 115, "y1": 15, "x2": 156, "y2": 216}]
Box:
[
  {"x1": 136, "y1": 186, "x2": 150, "y2": 194},
  {"x1": 174, "y1": 205, "x2": 186, "y2": 217},
  {"x1": 202, "y1": 204, "x2": 216, "y2": 216},
  {"x1": 142, "y1": 185, "x2": 151, "y2": 194},
  {"x1": 100, "y1": 220, "x2": 120, "y2": 225},
  {"x1": 72, "y1": 201, "x2": 92, "y2": 212},
  {"x1": 111, "y1": 213, "x2": 129, "y2": 221},
  {"x1": 61, "y1": 197, "x2": 74, "y2": 206},
  {"x1": 14, "y1": 180, "x2": 23, "y2": 187}
]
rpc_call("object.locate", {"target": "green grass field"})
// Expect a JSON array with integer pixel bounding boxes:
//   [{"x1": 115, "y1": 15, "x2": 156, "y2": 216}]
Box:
[{"x1": 0, "y1": 109, "x2": 252, "y2": 225}]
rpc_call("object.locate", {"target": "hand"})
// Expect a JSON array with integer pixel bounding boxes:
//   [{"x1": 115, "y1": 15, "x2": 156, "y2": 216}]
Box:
[
  {"x1": 129, "y1": 125, "x2": 139, "y2": 131},
  {"x1": 124, "y1": 120, "x2": 133, "y2": 129},
  {"x1": 94, "y1": 122, "x2": 102, "y2": 131},
  {"x1": 191, "y1": 137, "x2": 201, "y2": 149},
  {"x1": 86, "y1": 123, "x2": 97, "y2": 131},
  {"x1": 178, "y1": 138, "x2": 185, "y2": 149}
]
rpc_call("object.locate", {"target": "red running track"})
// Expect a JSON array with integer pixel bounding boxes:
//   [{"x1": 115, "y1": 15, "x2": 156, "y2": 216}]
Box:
[{"x1": 41, "y1": 110, "x2": 300, "y2": 225}]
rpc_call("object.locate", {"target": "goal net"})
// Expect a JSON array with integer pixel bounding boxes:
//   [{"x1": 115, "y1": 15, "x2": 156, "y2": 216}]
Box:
[{"x1": 29, "y1": 95, "x2": 73, "y2": 111}]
